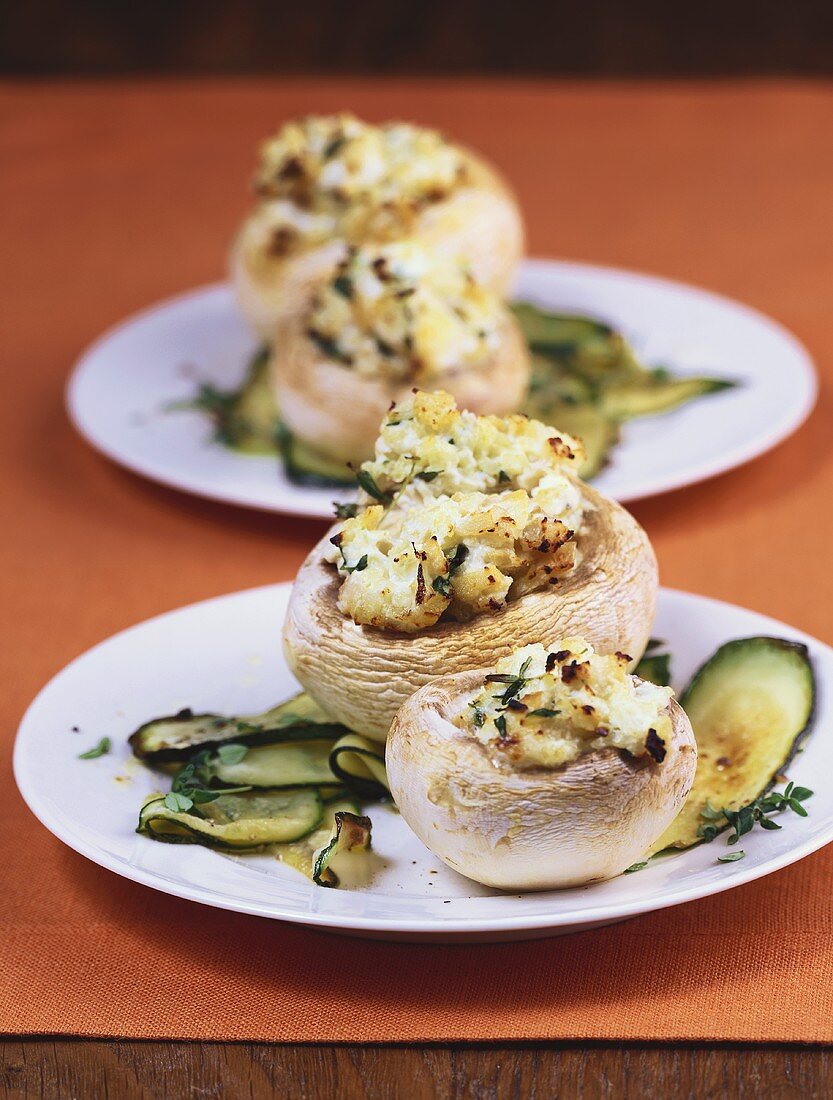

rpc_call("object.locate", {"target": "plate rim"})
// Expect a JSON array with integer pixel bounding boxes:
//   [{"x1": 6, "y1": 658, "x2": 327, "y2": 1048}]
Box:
[
  {"x1": 66, "y1": 258, "x2": 818, "y2": 515},
  {"x1": 14, "y1": 582, "x2": 833, "y2": 937}
]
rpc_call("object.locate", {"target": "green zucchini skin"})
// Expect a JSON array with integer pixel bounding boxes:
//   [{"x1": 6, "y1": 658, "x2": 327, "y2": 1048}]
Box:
[
  {"x1": 328, "y1": 736, "x2": 390, "y2": 801},
  {"x1": 655, "y1": 635, "x2": 816, "y2": 852},
  {"x1": 222, "y1": 345, "x2": 282, "y2": 455},
  {"x1": 680, "y1": 635, "x2": 815, "y2": 761},
  {"x1": 634, "y1": 652, "x2": 672, "y2": 687},
  {"x1": 277, "y1": 424, "x2": 356, "y2": 489},
  {"x1": 136, "y1": 789, "x2": 324, "y2": 850},
  {"x1": 312, "y1": 811, "x2": 373, "y2": 887},
  {"x1": 600, "y1": 376, "x2": 735, "y2": 420},
  {"x1": 129, "y1": 693, "x2": 349, "y2": 764},
  {"x1": 514, "y1": 301, "x2": 734, "y2": 480}
]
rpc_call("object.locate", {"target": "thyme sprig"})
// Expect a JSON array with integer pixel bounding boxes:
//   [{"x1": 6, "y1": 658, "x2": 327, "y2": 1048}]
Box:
[
  {"x1": 166, "y1": 749, "x2": 253, "y2": 813},
  {"x1": 698, "y1": 781, "x2": 813, "y2": 846},
  {"x1": 485, "y1": 656, "x2": 533, "y2": 706},
  {"x1": 432, "y1": 543, "x2": 469, "y2": 598}
]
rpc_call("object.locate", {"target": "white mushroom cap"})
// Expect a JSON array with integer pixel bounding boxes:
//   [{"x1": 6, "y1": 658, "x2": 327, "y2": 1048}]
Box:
[
  {"x1": 272, "y1": 310, "x2": 531, "y2": 466},
  {"x1": 283, "y1": 483, "x2": 658, "y2": 742},
  {"x1": 386, "y1": 670, "x2": 697, "y2": 890},
  {"x1": 229, "y1": 149, "x2": 524, "y2": 338}
]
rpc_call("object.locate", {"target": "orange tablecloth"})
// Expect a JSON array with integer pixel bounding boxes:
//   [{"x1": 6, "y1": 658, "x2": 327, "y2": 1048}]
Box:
[{"x1": 3, "y1": 79, "x2": 833, "y2": 1043}]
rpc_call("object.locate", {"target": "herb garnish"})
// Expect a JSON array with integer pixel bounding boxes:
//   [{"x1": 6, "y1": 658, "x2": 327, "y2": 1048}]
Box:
[
  {"x1": 168, "y1": 383, "x2": 238, "y2": 446},
  {"x1": 333, "y1": 501, "x2": 359, "y2": 519},
  {"x1": 164, "y1": 791, "x2": 194, "y2": 813},
  {"x1": 494, "y1": 715, "x2": 508, "y2": 738},
  {"x1": 698, "y1": 781, "x2": 814, "y2": 845},
  {"x1": 323, "y1": 135, "x2": 346, "y2": 159},
  {"x1": 306, "y1": 329, "x2": 353, "y2": 364},
  {"x1": 416, "y1": 470, "x2": 442, "y2": 482},
  {"x1": 332, "y1": 274, "x2": 353, "y2": 299},
  {"x1": 356, "y1": 469, "x2": 392, "y2": 503},
  {"x1": 167, "y1": 750, "x2": 253, "y2": 812},
  {"x1": 485, "y1": 656, "x2": 533, "y2": 706},
  {"x1": 717, "y1": 851, "x2": 745, "y2": 863},
  {"x1": 469, "y1": 703, "x2": 486, "y2": 727},
  {"x1": 216, "y1": 743, "x2": 249, "y2": 766},
  {"x1": 432, "y1": 575, "x2": 451, "y2": 597},
  {"x1": 624, "y1": 861, "x2": 648, "y2": 873},
  {"x1": 529, "y1": 707, "x2": 560, "y2": 719},
  {"x1": 344, "y1": 554, "x2": 368, "y2": 574},
  {"x1": 431, "y1": 544, "x2": 469, "y2": 599},
  {"x1": 78, "y1": 737, "x2": 110, "y2": 760},
  {"x1": 446, "y1": 544, "x2": 469, "y2": 574}
]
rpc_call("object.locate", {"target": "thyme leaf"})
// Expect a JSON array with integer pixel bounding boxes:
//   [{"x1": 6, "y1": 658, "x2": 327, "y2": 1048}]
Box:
[
  {"x1": 216, "y1": 743, "x2": 249, "y2": 766},
  {"x1": 356, "y1": 469, "x2": 391, "y2": 503},
  {"x1": 78, "y1": 737, "x2": 111, "y2": 760},
  {"x1": 717, "y1": 851, "x2": 745, "y2": 863}
]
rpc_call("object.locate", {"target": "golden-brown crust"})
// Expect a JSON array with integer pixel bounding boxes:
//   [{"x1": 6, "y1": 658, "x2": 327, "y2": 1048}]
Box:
[
  {"x1": 282, "y1": 482, "x2": 658, "y2": 741},
  {"x1": 386, "y1": 673, "x2": 696, "y2": 890},
  {"x1": 271, "y1": 309, "x2": 531, "y2": 466},
  {"x1": 230, "y1": 149, "x2": 525, "y2": 339}
]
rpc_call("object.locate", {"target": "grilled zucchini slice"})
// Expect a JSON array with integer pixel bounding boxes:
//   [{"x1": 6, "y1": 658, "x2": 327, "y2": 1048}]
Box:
[
  {"x1": 273, "y1": 797, "x2": 370, "y2": 885},
  {"x1": 277, "y1": 424, "x2": 356, "y2": 488},
  {"x1": 600, "y1": 375, "x2": 735, "y2": 420},
  {"x1": 137, "y1": 788, "x2": 323, "y2": 849},
  {"x1": 313, "y1": 811, "x2": 373, "y2": 887},
  {"x1": 654, "y1": 636, "x2": 815, "y2": 851},
  {"x1": 512, "y1": 302, "x2": 642, "y2": 379},
  {"x1": 203, "y1": 739, "x2": 337, "y2": 790},
  {"x1": 129, "y1": 692, "x2": 346, "y2": 764},
  {"x1": 329, "y1": 734, "x2": 390, "y2": 800}
]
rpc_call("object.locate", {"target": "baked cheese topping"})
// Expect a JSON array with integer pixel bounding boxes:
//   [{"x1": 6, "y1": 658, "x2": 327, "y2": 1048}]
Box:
[
  {"x1": 356, "y1": 390, "x2": 585, "y2": 523},
  {"x1": 459, "y1": 641, "x2": 673, "y2": 769},
  {"x1": 324, "y1": 493, "x2": 575, "y2": 633},
  {"x1": 253, "y1": 114, "x2": 468, "y2": 246},
  {"x1": 306, "y1": 242, "x2": 501, "y2": 380}
]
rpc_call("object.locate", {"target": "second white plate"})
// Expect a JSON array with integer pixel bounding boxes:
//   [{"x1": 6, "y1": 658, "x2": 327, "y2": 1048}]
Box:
[
  {"x1": 67, "y1": 259, "x2": 816, "y2": 517},
  {"x1": 14, "y1": 584, "x2": 833, "y2": 943}
]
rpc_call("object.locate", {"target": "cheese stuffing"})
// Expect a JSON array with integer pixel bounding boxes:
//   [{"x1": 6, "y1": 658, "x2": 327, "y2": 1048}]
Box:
[
  {"x1": 306, "y1": 241, "x2": 501, "y2": 380},
  {"x1": 459, "y1": 641, "x2": 674, "y2": 769},
  {"x1": 253, "y1": 114, "x2": 468, "y2": 247}
]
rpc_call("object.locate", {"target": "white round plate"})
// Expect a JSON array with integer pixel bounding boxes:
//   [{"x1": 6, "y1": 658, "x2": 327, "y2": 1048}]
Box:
[
  {"x1": 14, "y1": 584, "x2": 832, "y2": 943},
  {"x1": 67, "y1": 260, "x2": 816, "y2": 517}
]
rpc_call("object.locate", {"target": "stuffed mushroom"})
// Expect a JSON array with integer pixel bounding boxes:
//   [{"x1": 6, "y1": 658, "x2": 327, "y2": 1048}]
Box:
[
  {"x1": 230, "y1": 114, "x2": 524, "y2": 336},
  {"x1": 387, "y1": 640, "x2": 697, "y2": 890},
  {"x1": 272, "y1": 240, "x2": 531, "y2": 465},
  {"x1": 283, "y1": 391, "x2": 658, "y2": 741}
]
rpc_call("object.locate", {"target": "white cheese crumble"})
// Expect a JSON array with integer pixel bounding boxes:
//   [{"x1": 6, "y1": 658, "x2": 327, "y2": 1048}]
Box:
[
  {"x1": 357, "y1": 390, "x2": 585, "y2": 523},
  {"x1": 253, "y1": 114, "x2": 468, "y2": 244},
  {"x1": 306, "y1": 241, "x2": 501, "y2": 380},
  {"x1": 324, "y1": 493, "x2": 576, "y2": 632},
  {"x1": 459, "y1": 641, "x2": 674, "y2": 769}
]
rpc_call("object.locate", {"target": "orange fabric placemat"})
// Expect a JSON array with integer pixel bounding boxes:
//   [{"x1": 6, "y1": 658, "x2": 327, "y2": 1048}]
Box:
[{"x1": 3, "y1": 78, "x2": 833, "y2": 1044}]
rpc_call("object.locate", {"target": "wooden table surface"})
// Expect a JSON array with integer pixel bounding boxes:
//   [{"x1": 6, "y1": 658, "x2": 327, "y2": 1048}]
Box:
[
  {"x1": 1, "y1": 1041, "x2": 832, "y2": 1097},
  {"x1": 4, "y1": 78, "x2": 833, "y2": 1097}
]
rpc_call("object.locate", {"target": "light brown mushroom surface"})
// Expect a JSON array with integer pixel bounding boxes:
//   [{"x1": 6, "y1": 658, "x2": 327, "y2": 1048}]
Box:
[
  {"x1": 271, "y1": 310, "x2": 531, "y2": 466},
  {"x1": 386, "y1": 671, "x2": 696, "y2": 890},
  {"x1": 230, "y1": 150, "x2": 524, "y2": 339},
  {"x1": 282, "y1": 483, "x2": 658, "y2": 742}
]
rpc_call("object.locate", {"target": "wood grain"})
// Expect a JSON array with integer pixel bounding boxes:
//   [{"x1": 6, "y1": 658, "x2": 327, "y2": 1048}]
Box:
[
  {"x1": 2, "y1": 1042, "x2": 833, "y2": 1099},
  {"x1": 4, "y1": 0, "x2": 833, "y2": 77}
]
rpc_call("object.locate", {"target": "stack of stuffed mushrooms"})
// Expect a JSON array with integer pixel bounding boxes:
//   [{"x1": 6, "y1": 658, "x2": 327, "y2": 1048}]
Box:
[{"x1": 130, "y1": 112, "x2": 814, "y2": 893}]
